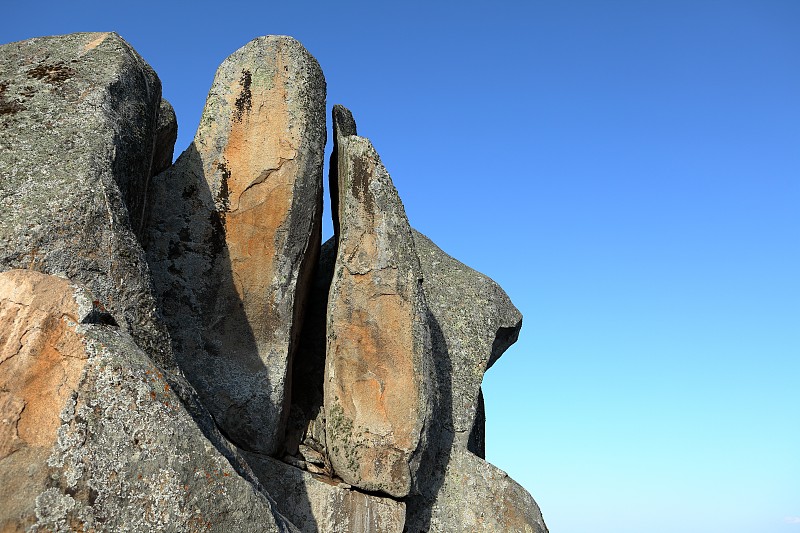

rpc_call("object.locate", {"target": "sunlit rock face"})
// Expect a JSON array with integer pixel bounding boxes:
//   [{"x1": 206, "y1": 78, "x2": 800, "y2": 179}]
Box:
[
  {"x1": 0, "y1": 270, "x2": 297, "y2": 533},
  {"x1": 324, "y1": 106, "x2": 434, "y2": 498},
  {"x1": 144, "y1": 35, "x2": 326, "y2": 456}
]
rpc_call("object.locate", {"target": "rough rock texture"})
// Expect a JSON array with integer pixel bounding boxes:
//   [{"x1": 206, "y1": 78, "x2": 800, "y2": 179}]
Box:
[
  {"x1": 412, "y1": 229, "x2": 522, "y2": 448},
  {"x1": 144, "y1": 35, "x2": 326, "y2": 455},
  {"x1": 325, "y1": 108, "x2": 433, "y2": 498},
  {"x1": 404, "y1": 231, "x2": 528, "y2": 531},
  {"x1": 416, "y1": 449, "x2": 548, "y2": 533},
  {"x1": 0, "y1": 32, "x2": 176, "y2": 370},
  {"x1": 242, "y1": 452, "x2": 405, "y2": 533},
  {"x1": 0, "y1": 270, "x2": 299, "y2": 533}
]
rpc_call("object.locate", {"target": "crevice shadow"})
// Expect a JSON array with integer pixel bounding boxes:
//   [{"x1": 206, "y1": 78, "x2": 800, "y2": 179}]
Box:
[{"x1": 403, "y1": 307, "x2": 455, "y2": 532}]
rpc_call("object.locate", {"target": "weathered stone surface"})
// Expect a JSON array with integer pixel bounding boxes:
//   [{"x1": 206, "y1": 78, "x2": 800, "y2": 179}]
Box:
[
  {"x1": 144, "y1": 36, "x2": 326, "y2": 455},
  {"x1": 0, "y1": 32, "x2": 173, "y2": 370},
  {"x1": 325, "y1": 107, "x2": 433, "y2": 497},
  {"x1": 405, "y1": 231, "x2": 536, "y2": 530},
  {"x1": 242, "y1": 452, "x2": 406, "y2": 533},
  {"x1": 412, "y1": 229, "x2": 522, "y2": 449},
  {"x1": 0, "y1": 269, "x2": 299, "y2": 533},
  {"x1": 409, "y1": 449, "x2": 548, "y2": 533}
]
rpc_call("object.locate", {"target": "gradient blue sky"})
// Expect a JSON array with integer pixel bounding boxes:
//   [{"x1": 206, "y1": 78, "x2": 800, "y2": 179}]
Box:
[{"x1": 4, "y1": 1, "x2": 798, "y2": 532}]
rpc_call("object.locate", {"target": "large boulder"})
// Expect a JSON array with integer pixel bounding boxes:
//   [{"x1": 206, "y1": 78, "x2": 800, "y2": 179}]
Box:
[
  {"x1": 412, "y1": 229, "x2": 522, "y2": 450},
  {"x1": 144, "y1": 36, "x2": 326, "y2": 455},
  {"x1": 0, "y1": 270, "x2": 298, "y2": 533},
  {"x1": 0, "y1": 32, "x2": 176, "y2": 370},
  {"x1": 324, "y1": 106, "x2": 434, "y2": 498},
  {"x1": 242, "y1": 452, "x2": 406, "y2": 533},
  {"x1": 414, "y1": 448, "x2": 548, "y2": 533}
]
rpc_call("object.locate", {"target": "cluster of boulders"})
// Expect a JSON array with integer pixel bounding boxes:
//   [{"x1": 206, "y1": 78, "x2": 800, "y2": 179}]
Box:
[{"x1": 0, "y1": 32, "x2": 548, "y2": 532}]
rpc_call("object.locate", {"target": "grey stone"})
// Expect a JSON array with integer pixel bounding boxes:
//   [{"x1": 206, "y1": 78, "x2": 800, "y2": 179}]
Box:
[
  {"x1": 411, "y1": 449, "x2": 548, "y2": 533},
  {"x1": 324, "y1": 106, "x2": 434, "y2": 497},
  {"x1": 0, "y1": 270, "x2": 299, "y2": 533},
  {"x1": 0, "y1": 32, "x2": 173, "y2": 370},
  {"x1": 144, "y1": 35, "x2": 326, "y2": 455},
  {"x1": 412, "y1": 229, "x2": 522, "y2": 448},
  {"x1": 242, "y1": 452, "x2": 406, "y2": 533}
]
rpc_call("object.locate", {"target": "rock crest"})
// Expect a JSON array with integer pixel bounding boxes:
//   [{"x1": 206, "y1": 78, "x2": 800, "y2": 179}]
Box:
[{"x1": 0, "y1": 32, "x2": 548, "y2": 533}]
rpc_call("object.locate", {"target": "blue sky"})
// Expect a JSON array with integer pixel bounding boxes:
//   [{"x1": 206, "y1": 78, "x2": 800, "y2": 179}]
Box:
[{"x1": 4, "y1": 1, "x2": 799, "y2": 531}]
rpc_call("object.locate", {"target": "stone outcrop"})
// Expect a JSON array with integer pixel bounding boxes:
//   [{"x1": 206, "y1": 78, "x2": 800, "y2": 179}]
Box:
[
  {"x1": 0, "y1": 31, "x2": 548, "y2": 533},
  {"x1": 0, "y1": 31, "x2": 175, "y2": 370},
  {"x1": 144, "y1": 35, "x2": 326, "y2": 455},
  {"x1": 0, "y1": 270, "x2": 298, "y2": 533},
  {"x1": 242, "y1": 452, "x2": 406, "y2": 533},
  {"x1": 412, "y1": 229, "x2": 523, "y2": 449},
  {"x1": 414, "y1": 449, "x2": 548, "y2": 533},
  {"x1": 324, "y1": 107, "x2": 434, "y2": 498}
]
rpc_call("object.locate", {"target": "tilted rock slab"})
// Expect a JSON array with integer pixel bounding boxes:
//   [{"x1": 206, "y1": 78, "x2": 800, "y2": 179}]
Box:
[
  {"x1": 0, "y1": 32, "x2": 176, "y2": 370},
  {"x1": 145, "y1": 36, "x2": 326, "y2": 455},
  {"x1": 0, "y1": 270, "x2": 299, "y2": 533},
  {"x1": 242, "y1": 452, "x2": 406, "y2": 533},
  {"x1": 325, "y1": 107, "x2": 433, "y2": 498},
  {"x1": 412, "y1": 229, "x2": 523, "y2": 450}
]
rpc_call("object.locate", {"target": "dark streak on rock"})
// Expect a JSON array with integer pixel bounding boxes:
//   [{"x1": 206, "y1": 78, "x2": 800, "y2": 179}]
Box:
[
  {"x1": 26, "y1": 62, "x2": 75, "y2": 85},
  {"x1": 233, "y1": 70, "x2": 252, "y2": 122}
]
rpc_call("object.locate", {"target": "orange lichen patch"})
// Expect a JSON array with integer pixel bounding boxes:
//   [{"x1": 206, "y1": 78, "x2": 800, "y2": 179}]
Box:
[
  {"x1": 82, "y1": 32, "x2": 110, "y2": 53},
  {"x1": 216, "y1": 44, "x2": 299, "y2": 346},
  {"x1": 0, "y1": 270, "x2": 89, "y2": 459},
  {"x1": 330, "y1": 291, "x2": 417, "y2": 450}
]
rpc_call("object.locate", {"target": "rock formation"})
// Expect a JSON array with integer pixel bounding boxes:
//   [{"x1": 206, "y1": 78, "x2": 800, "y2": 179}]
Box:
[
  {"x1": 0, "y1": 31, "x2": 548, "y2": 533},
  {"x1": 0, "y1": 270, "x2": 298, "y2": 532},
  {"x1": 324, "y1": 107, "x2": 434, "y2": 498},
  {"x1": 144, "y1": 35, "x2": 326, "y2": 455}
]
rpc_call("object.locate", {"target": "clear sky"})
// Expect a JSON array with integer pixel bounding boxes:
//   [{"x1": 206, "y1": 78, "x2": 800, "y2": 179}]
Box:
[{"x1": 4, "y1": 1, "x2": 798, "y2": 531}]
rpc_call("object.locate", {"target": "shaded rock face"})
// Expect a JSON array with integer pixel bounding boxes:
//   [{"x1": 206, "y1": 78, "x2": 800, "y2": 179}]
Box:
[
  {"x1": 0, "y1": 270, "x2": 298, "y2": 533},
  {"x1": 324, "y1": 110, "x2": 434, "y2": 498},
  {"x1": 412, "y1": 229, "x2": 522, "y2": 448},
  {"x1": 417, "y1": 449, "x2": 548, "y2": 533},
  {"x1": 144, "y1": 35, "x2": 326, "y2": 455},
  {"x1": 283, "y1": 237, "x2": 336, "y2": 471},
  {"x1": 242, "y1": 452, "x2": 406, "y2": 533},
  {"x1": 0, "y1": 32, "x2": 176, "y2": 370}
]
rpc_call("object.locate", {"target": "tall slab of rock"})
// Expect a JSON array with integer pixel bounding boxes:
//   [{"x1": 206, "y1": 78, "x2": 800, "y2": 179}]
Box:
[
  {"x1": 242, "y1": 452, "x2": 406, "y2": 533},
  {"x1": 144, "y1": 36, "x2": 326, "y2": 455},
  {"x1": 325, "y1": 107, "x2": 433, "y2": 498},
  {"x1": 0, "y1": 32, "x2": 176, "y2": 369},
  {"x1": 0, "y1": 270, "x2": 299, "y2": 533}
]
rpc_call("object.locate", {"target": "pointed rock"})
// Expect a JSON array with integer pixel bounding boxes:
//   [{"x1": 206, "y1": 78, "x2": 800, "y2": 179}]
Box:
[
  {"x1": 412, "y1": 229, "x2": 522, "y2": 448},
  {"x1": 242, "y1": 452, "x2": 406, "y2": 533},
  {"x1": 144, "y1": 36, "x2": 326, "y2": 455},
  {"x1": 324, "y1": 107, "x2": 433, "y2": 497},
  {"x1": 0, "y1": 270, "x2": 299, "y2": 533},
  {"x1": 0, "y1": 32, "x2": 173, "y2": 369}
]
